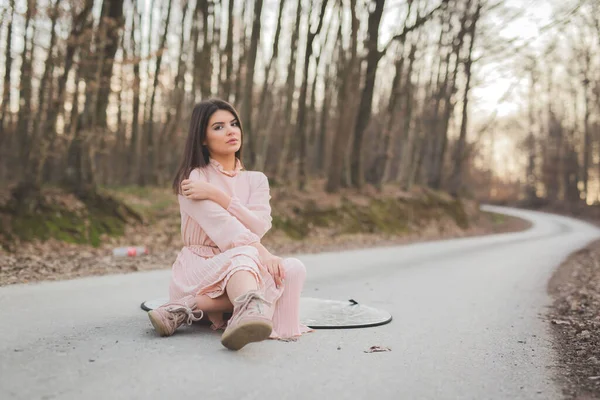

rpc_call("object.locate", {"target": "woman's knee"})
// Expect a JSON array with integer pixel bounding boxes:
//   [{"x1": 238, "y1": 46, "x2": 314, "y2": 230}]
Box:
[{"x1": 282, "y1": 257, "x2": 306, "y2": 281}]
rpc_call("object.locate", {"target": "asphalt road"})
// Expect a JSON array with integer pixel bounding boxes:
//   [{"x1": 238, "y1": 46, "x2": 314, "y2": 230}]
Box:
[{"x1": 1, "y1": 206, "x2": 599, "y2": 400}]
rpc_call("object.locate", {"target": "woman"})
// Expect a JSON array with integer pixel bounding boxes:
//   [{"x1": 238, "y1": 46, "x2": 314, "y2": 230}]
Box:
[{"x1": 147, "y1": 98, "x2": 311, "y2": 350}]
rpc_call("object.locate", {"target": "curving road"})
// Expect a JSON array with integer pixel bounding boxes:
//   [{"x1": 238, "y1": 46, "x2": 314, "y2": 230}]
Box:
[{"x1": 1, "y1": 206, "x2": 599, "y2": 400}]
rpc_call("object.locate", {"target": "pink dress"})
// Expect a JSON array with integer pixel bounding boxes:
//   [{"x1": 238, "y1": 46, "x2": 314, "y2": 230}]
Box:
[{"x1": 168, "y1": 158, "x2": 312, "y2": 339}]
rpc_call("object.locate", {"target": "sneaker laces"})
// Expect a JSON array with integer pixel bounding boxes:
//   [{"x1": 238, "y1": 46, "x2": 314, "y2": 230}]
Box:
[
  {"x1": 165, "y1": 303, "x2": 204, "y2": 326},
  {"x1": 234, "y1": 291, "x2": 271, "y2": 317}
]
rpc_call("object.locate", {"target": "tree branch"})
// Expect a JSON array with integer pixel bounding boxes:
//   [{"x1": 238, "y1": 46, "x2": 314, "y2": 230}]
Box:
[{"x1": 381, "y1": 0, "x2": 446, "y2": 57}]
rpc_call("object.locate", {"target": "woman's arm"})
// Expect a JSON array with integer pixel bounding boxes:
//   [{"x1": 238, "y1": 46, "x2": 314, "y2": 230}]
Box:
[
  {"x1": 180, "y1": 170, "x2": 260, "y2": 251},
  {"x1": 225, "y1": 172, "x2": 272, "y2": 237},
  {"x1": 181, "y1": 171, "x2": 273, "y2": 238},
  {"x1": 181, "y1": 169, "x2": 283, "y2": 285}
]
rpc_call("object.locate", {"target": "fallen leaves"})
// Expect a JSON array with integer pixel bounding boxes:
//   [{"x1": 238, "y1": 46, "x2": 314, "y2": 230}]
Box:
[
  {"x1": 364, "y1": 346, "x2": 391, "y2": 353},
  {"x1": 547, "y1": 239, "x2": 600, "y2": 399}
]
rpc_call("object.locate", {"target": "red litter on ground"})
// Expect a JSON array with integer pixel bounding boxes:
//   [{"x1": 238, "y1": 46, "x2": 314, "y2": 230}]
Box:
[{"x1": 112, "y1": 246, "x2": 148, "y2": 257}]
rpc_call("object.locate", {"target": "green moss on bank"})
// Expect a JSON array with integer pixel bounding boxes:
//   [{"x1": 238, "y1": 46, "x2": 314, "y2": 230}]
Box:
[
  {"x1": 0, "y1": 185, "x2": 472, "y2": 249},
  {"x1": 0, "y1": 191, "x2": 140, "y2": 249},
  {"x1": 271, "y1": 191, "x2": 469, "y2": 240}
]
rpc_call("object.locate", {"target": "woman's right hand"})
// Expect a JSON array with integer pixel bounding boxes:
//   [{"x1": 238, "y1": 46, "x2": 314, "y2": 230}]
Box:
[{"x1": 181, "y1": 179, "x2": 217, "y2": 200}]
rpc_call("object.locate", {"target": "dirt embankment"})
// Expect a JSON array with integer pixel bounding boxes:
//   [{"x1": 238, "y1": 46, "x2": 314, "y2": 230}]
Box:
[{"x1": 0, "y1": 183, "x2": 529, "y2": 286}]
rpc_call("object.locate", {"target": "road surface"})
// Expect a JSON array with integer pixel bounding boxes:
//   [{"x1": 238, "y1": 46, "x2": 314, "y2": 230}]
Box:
[{"x1": 1, "y1": 206, "x2": 599, "y2": 400}]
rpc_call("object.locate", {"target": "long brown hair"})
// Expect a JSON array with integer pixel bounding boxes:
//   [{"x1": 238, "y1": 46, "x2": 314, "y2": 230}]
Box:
[{"x1": 172, "y1": 98, "x2": 243, "y2": 194}]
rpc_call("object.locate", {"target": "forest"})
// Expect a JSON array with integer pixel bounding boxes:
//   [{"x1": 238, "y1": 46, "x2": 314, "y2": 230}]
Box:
[{"x1": 0, "y1": 0, "x2": 598, "y2": 211}]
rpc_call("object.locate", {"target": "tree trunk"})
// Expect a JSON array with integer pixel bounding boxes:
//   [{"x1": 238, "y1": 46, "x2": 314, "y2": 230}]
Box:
[
  {"x1": 95, "y1": 0, "x2": 125, "y2": 128},
  {"x1": 143, "y1": 0, "x2": 173, "y2": 185},
  {"x1": 427, "y1": 0, "x2": 453, "y2": 189},
  {"x1": 259, "y1": 0, "x2": 286, "y2": 108},
  {"x1": 449, "y1": 0, "x2": 481, "y2": 197},
  {"x1": 255, "y1": 0, "x2": 286, "y2": 171},
  {"x1": 234, "y1": 0, "x2": 248, "y2": 105},
  {"x1": 114, "y1": 25, "x2": 126, "y2": 184},
  {"x1": 11, "y1": 0, "x2": 61, "y2": 210},
  {"x1": 0, "y1": 0, "x2": 15, "y2": 141},
  {"x1": 296, "y1": 0, "x2": 329, "y2": 190},
  {"x1": 275, "y1": 0, "x2": 302, "y2": 179},
  {"x1": 563, "y1": 84, "x2": 580, "y2": 204},
  {"x1": 581, "y1": 55, "x2": 591, "y2": 202},
  {"x1": 142, "y1": 0, "x2": 156, "y2": 121},
  {"x1": 544, "y1": 109, "x2": 561, "y2": 203},
  {"x1": 308, "y1": 16, "x2": 336, "y2": 176},
  {"x1": 223, "y1": 0, "x2": 235, "y2": 101},
  {"x1": 433, "y1": 0, "x2": 470, "y2": 190},
  {"x1": 65, "y1": 6, "x2": 109, "y2": 195},
  {"x1": 190, "y1": 0, "x2": 202, "y2": 101},
  {"x1": 240, "y1": 0, "x2": 264, "y2": 168},
  {"x1": 44, "y1": 0, "x2": 94, "y2": 147},
  {"x1": 128, "y1": 3, "x2": 142, "y2": 182},
  {"x1": 317, "y1": 59, "x2": 334, "y2": 174},
  {"x1": 398, "y1": 42, "x2": 417, "y2": 188},
  {"x1": 30, "y1": 0, "x2": 60, "y2": 152},
  {"x1": 157, "y1": 0, "x2": 190, "y2": 185},
  {"x1": 525, "y1": 62, "x2": 537, "y2": 202},
  {"x1": 199, "y1": 0, "x2": 212, "y2": 99},
  {"x1": 369, "y1": 1, "x2": 418, "y2": 188},
  {"x1": 349, "y1": 0, "x2": 386, "y2": 189},
  {"x1": 16, "y1": 3, "x2": 35, "y2": 172},
  {"x1": 212, "y1": 0, "x2": 221, "y2": 99},
  {"x1": 326, "y1": 0, "x2": 359, "y2": 193}
]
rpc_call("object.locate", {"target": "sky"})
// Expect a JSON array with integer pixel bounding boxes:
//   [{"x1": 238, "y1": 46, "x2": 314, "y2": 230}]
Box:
[{"x1": 471, "y1": 0, "x2": 555, "y2": 118}]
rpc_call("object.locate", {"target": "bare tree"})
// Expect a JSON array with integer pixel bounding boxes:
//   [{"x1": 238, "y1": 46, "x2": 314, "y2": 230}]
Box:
[
  {"x1": 581, "y1": 50, "x2": 592, "y2": 200},
  {"x1": 11, "y1": 0, "x2": 61, "y2": 210},
  {"x1": 240, "y1": 0, "x2": 264, "y2": 167},
  {"x1": 326, "y1": 0, "x2": 359, "y2": 193},
  {"x1": 350, "y1": 0, "x2": 443, "y2": 189},
  {"x1": 0, "y1": 0, "x2": 15, "y2": 141},
  {"x1": 425, "y1": 0, "x2": 454, "y2": 189},
  {"x1": 143, "y1": 0, "x2": 173, "y2": 185},
  {"x1": 223, "y1": 0, "x2": 236, "y2": 101},
  {"x1": 275, "y1": 0, "x2": 302, "y2": 179},
  {"x1": 348, "y1": 0, "x2": 386, "y2": 189},
  {"x1": 449, "y1": 0, "x2": 481, "y2": 196},
  {"x1": 234, "y1": 0, "x2": 248, "y2": 106},
  {"x1": 96, "y1": 0, "x2": 126, "y2": 128},
  {"x1": 296, "y1": 0, "x2": 329, "y2": 190},
  {"x1": 254, "y1": 0, "x2": 287, "y2": 172},
  {"x1": 128, "y1": 1, "x2": 142, "y2": 182},
  {"x1": 16, "y1": 1, "x2": 35, "y2": 169},
  {"x1": 157, "y1": 0, "x2": 190, "y2": 185},
  {"x1": 525, "y1": 59, "x2": 538, "y2": 202},
  {"x1": 368, "y1": 1, "x2": 417, "y2": 188}
]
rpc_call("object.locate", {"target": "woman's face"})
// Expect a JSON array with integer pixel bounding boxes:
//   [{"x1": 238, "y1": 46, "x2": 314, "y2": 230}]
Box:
[{"x1": 203, "y1": 110, "x2": 242, "y2": 157}]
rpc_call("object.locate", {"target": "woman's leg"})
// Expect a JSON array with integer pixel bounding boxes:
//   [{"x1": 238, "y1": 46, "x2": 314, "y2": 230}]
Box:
[
  {"x1": 225, "y1": 270, "x2": 259, "y2": 303},
  {"x1": 194, "y1": 268, "x2": 258, "y2": 328},
  {"x1": 195, "y1": 294, "x2": 233, "y2": 312},
  {"x1": 194, "y1": 294, "x2": 233, "y2": 329},
  {"x1": 271, "y1": 258, "x2": 307, "y2": 338},
  {"x1": 197, "y1": 259, "x2": 305, "y2": 317},
  {"x1": 220, "y1": 269, "x2": 271, "y2": 350}
]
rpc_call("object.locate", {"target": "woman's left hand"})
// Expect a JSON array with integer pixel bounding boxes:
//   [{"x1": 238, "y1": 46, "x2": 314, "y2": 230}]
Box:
[
  {"x1": 181, "y1": 179, "x2": 216, "y2": 200},
  {"x1": 262, "y1": 252, "x2": 285, "y2": 288}
]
